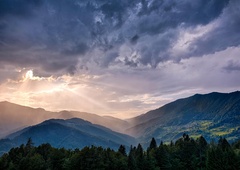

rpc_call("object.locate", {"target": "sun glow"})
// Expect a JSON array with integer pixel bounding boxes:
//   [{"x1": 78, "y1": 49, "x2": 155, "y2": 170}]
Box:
[{"x1": 25, "y1": 70, "x2": 34, "y2": 80}]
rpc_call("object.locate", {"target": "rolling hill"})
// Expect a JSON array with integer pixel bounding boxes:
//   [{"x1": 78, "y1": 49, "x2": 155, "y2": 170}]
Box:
[
  {"x1": 0, "y1": 101, "x2": 130, "y2": 138},
  {"x1": 0, "y1": 118, "x2": 136, "y2": 155},
  {"x1": 126, "y1": 91, "x2": 240, "y2": 144},
  {"x1": 1, "y1": 91, "x2": 240, "y2": 149}
]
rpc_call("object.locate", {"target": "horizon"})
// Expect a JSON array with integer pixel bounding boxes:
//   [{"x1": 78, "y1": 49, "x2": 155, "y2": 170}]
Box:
[
  {"x1": 0, "y1": 0, "x2": 240, "y2": 119},
  {"x1": 1, "y1": 90, "x2": 239, "y2": 119}
]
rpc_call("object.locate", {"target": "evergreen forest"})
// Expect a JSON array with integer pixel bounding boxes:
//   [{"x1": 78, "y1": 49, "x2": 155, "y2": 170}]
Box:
[{"x1": 1, "y1": 134, "x2": 240, "y2": 170}]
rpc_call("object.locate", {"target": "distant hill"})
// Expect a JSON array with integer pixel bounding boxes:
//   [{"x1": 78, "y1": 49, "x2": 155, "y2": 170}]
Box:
[
  {"x1": 59, "y1": 111, "x2": 130, "y2": 133},
  {"x1": 0, "y1": 101, "x2": 130, "y2": 138},
  {"x1": 0, "y1": 101, "x2": 54, "y2": 138},
  {"x1": 126, "y1": 91, "x2": 240, "y2": 144},
  {"x1": 1, "y1": 91, "x2": 240, "y2": 149},
  {"x1": 0, "y1": 118, "x2": 136, "y2": 154}
]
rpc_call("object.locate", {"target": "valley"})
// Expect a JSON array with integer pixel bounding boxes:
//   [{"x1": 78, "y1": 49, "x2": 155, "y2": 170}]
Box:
[{"x1": 0, "y1": 91, "x2": 240, "y2": 153}]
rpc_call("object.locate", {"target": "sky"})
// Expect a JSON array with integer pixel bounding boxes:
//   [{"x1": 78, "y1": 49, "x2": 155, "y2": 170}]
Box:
[{"x1": 0, "y1": 0, "x2": 240, "y2": 118}]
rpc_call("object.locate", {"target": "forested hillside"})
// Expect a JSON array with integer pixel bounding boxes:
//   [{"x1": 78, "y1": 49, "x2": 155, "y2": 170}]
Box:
[
  {"x1": 0, "y1": 101, "x2": 129, "y2": 139},
  {"x1": 127, "y1": 91, "x2": 240, "y2": 143},
  {"x1": 1, "y1": 134, "x2": 240, "y2": 170},
  {"x1": 0, "y1": 118, "x2": 136, "y2": 154}
]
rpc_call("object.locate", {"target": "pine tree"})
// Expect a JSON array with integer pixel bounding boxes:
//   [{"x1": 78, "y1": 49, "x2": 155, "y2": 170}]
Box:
[
  {"x1": 128, "y1": 146, "x2": 137, "y2": 170},
  {"x1": 183, "y1": 133, "x2": 190, "y2": 142},
  {"x1": 136, "y1": 144, "x2": 144, "y2": 170},
  {"x1": 118, "y1": 145, "x2": 127, "y2": 156},
  {"x1": 196, "y1": 136, "x2": 208, "y2": 169},
  {"x1": 149, "y1": 138, "x2": 157, "y2": 150},
  {"x1": 25, "y1": 137, "x2": 34, "y2": 155},
  {"x1": 218, "y1": 137, "x2": 230, "y2": 151},
  {"x1": 26, "y1": 137, "x2": 34, "y2": 149},
  {"x1": 155, "y1": 144, "x2": 171, "y2": 169},
  {"x1": 197, "y1": 136, "x2": 208, "y2": 149}
]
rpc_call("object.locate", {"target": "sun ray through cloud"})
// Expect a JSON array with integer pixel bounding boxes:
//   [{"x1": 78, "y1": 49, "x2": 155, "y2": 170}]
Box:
[{"x1": 0, "y1": 0, "x2": 239, "y2": 118}]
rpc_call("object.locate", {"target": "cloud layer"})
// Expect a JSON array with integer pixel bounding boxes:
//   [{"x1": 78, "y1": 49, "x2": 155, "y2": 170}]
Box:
[{"x1": 0, "y1": 0, "x2": 239, "y2": 118}]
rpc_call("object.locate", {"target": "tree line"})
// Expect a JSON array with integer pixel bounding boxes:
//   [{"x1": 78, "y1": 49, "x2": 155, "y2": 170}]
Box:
[{"x1": 1, "y1": 134, "x2": 240, "y2": 170}]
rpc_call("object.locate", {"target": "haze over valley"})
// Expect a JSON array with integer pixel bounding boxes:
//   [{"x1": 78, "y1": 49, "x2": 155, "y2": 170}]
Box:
[{"x1": 1, "y1": 91, "x2": 240, "y2": 154}]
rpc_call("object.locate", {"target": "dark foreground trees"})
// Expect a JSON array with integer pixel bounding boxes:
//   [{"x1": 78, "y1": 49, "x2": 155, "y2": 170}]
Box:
[{"x1": 1, "y1": 135, "x2": 240, "y2": 170}]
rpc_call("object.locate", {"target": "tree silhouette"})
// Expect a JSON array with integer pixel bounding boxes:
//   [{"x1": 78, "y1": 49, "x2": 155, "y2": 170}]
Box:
[
  {"x1": 149, "y1": 138, "x2": 157, "y2": 150},
  {"x1": 118, "y1": 145, "x2": 127, "y2": 156}
]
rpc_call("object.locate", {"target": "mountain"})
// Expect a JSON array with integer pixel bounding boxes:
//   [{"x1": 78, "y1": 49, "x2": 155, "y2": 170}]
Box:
[
  {"x1": 126, "y1": 91, "x2": 240, "y2": 144},
  {"x1": 1, "y1": 91, "x2": 240, "y2": 149},
  {"x1": 0, "y1": 118, "x2": 136, "y2": 154},
  {"x1": 0, "y1": 101, "x2": 130, "y2": 138},
  {"x1": 59, "y1": 111, "x2": 130, "y2": 133},
  {"x1": 0, "y1": 101, "x2": 55, "y2": 138}
]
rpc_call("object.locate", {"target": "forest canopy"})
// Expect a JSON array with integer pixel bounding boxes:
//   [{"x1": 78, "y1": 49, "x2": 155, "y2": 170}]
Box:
[{"x1": 1, "y1": 134, "x2": 240, "y2": 170}]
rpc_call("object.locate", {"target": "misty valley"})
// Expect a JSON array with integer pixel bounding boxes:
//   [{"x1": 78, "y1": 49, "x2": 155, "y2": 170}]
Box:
[{"x1": 1, "y1": 91, "x2": 240, "y2": 169}]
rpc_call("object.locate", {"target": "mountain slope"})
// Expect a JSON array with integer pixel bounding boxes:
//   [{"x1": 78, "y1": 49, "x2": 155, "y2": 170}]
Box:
[
  {"x1": 59, "y1": 111, "x2": 130, "y2": 133},
  {"x1": 0, "y1": 118, "x2": 136, "y2": 154},
  {"x1": 0, "y1": 101, "x2": 55, "y2": 138},
  {"x1": 1, "y1": 91, "x2": 240, "y2": 148},
  {"x1": 126, "y1": 91, "x2": 240, "y2": 143},
  {"x1": 0, "y1": 101, "x2": 130, "y2": 138}
]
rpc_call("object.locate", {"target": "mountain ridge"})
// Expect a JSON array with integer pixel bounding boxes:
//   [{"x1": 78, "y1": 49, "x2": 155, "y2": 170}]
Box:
[
  {"x1": 126, "y1": 91, "x2": 240, "y2": 144},
  {"x1": 127, "y1": 91, "x2": 240, "y2": 125},
  {"x1": 0, "y1": 118, "x2": 136, "y2": 154},
  {"x1": 0, "y1": 101, "x2": 130, "y2": 138},
  {"x1": 1, "y1": 91, "x2": 240, "y2": 149}
]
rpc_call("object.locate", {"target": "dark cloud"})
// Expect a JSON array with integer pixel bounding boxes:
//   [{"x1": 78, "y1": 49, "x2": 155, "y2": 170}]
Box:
[
  {"x1": 0, "y1": 0, "x2": 43, "y2": 18},
  {"x1": 67, "y1": 65, "x2": 77, "y2": 75},
  {"x1": 130, "y1": 35, "x2": 139, "y2": 45},
  {"x1": 130, "y1": 0, "x2": 229, "y2": 35},
  {"x1": 62, "y1": 43, "x2": 89, "y2": 56},
  {"x1": 124, "y1": 57, "x2": 138, "y2": 67},
  {"x1": 100, "y1": 52, "x2": 119, "y2": 67},
  {"x1": 188, "y1": 0, "x2": 240, "y2": 58},
  {"x1": 0, "y1": 0, "x2": 235, "y2": 76},
  {"x1": 223, "y1": 60, "x2": 240, "y2": 72}
]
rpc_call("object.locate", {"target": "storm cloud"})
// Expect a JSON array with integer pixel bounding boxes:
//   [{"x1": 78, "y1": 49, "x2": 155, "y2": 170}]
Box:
[
  {"x1": 0, "y1": 0, "x2": 239, "y2": 117},
  {"x1": 0, "y1": 0, "x2": 235, "y2": 75}
]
